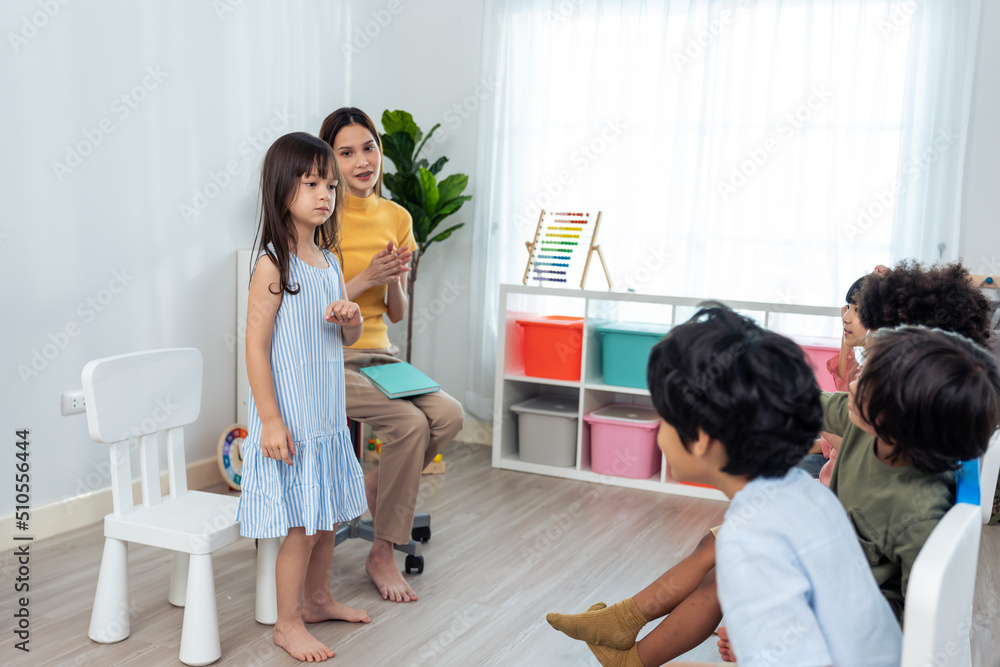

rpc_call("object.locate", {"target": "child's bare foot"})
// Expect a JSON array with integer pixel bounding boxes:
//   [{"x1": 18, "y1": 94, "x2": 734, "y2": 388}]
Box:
[
  {"x1": 587, "y1": 641, "x2": 644, "y2": 667},
  {"x1": 366, "y1": 540, "x2": 418, "y2": 602},
  {"x1": 717, "y1": 625, "x2": 735, "y2": 662},
  {"x1": 547, "y1": 599, "x2": 645, "y2": 649},
  {"x1": 273, "y1": 620, "x2": 335, "y2": 662},
  {"x1": 302, "y1": 594, "x2": 371, "y2": 624}
]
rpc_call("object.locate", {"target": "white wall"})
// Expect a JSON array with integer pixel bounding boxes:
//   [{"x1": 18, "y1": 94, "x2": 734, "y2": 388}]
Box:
[
  {"x1": 342, "y1": 0, "x2": 486, "y2": 404},
  {"x1": 959, "y1": 0, "x2": 1000, "y2": 271},
  {"x1": 0, "y1": 1, "x2": 355, "y2": 515},
  {"x1": 0, "y1": 0, "x2": 488, "y2": 518}
]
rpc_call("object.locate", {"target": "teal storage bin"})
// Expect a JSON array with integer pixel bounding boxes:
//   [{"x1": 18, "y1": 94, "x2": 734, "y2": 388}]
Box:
[{"x1": 596, "y1": 322, "x2": 671, "y2": 388}]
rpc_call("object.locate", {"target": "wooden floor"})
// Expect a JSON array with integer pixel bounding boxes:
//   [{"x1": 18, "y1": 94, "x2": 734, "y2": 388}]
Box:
[{"x1": 3, "y1": 442, "x2": 998, "y2": 666}]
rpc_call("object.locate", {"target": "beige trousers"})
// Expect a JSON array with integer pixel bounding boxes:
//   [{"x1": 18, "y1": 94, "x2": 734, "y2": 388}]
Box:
[{"x1": 343, "y1": 348, "x2": 464, "y2": 545}]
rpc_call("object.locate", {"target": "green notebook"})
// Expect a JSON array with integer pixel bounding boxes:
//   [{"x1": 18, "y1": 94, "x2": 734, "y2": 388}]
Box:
[{"x1": 359, "y1": 362, "x2": 440, "y2": 399}]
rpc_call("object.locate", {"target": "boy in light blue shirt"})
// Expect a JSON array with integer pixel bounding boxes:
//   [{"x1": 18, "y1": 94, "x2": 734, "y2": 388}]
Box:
[{"x1": 562, "y1": 304, "x2": 901, "y2": 667}]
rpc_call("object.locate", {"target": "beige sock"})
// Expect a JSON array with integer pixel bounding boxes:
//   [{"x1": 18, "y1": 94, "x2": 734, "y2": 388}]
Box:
[
  {"x1": 588, "y1": 642, "x2": 645, "y2": 667},
  {"x1": 546, "y1": 598, "x2": 647, "y2": 650}
]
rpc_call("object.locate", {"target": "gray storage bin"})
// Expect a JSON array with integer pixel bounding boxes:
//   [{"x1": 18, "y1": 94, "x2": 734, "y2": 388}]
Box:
[{"x1": 510, "y1": 395, "x2": 579, "y2": 467}]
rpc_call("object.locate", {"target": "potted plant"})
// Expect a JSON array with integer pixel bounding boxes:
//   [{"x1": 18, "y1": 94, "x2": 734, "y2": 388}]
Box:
[{"x1": 379, "y1": 109, "x2": 472, "y2": 362}]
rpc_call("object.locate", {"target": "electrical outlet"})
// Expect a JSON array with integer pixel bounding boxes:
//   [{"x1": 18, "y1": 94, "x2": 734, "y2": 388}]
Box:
[{"x1": 62, "y1": 390, "x2": 86, "y2": 415}]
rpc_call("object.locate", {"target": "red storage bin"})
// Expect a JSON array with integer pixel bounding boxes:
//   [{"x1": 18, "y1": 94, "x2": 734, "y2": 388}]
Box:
[{"x1": 515, "y1": 316, "x2": 584, "y2": 381}]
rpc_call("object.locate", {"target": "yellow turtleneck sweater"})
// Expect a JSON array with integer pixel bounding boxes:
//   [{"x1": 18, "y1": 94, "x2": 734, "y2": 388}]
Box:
[{"x1": 340, "y1": 193, "x2": 415, "y2": 350}]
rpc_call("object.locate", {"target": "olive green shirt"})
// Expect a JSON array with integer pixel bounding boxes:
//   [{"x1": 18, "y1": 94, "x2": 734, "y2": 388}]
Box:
[{"x1": 824, "y1": 392, "x2": 954, "y2": 621}]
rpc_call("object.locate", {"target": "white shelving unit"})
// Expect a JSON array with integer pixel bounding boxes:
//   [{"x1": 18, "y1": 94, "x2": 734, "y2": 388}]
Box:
[{"x1": 491, "y1": 284, "x2": 843, "y2": 502}]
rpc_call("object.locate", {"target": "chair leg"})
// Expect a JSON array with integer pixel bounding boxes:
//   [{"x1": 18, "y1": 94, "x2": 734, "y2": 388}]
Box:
[
  {"x1": 89, "y1": 537, "x2": 130, "y2": 643},
  {"x1": 255, "y1": 537, "x2": 280, "y2": 625},
  {"x1": 169, "y1": 552, "x2": 190, "y2": 607},
  {"x1": 178, "y1": 553, "x2": 221, "y2": 666}
]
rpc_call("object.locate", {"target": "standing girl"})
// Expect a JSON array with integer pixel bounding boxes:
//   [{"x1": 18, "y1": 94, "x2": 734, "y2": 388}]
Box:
[
  {"x1": 318, "y1": 108, "x2": 464, "y2": 603},
  {"x1": 238, "y1": 132, "x2": 370, "y2": 662}
]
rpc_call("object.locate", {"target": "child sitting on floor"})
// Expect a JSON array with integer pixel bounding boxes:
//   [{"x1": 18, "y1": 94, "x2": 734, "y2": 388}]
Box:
[
  {"x1": 549, "y1": 304, "x2": 904, "y2": 667},
  {"x1": 823, "y1": 324, "x2": 1000, "y2": 620}
]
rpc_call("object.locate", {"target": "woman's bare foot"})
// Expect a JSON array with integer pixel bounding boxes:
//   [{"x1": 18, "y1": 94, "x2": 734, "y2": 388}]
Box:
[
  {"x1": 273, "y1": 620, "x2": 335, "y2": 662},
  {"x1": 366, "y1": 539, "x2": 418, "y2": 602},
  {"x1": 302, "y1": 593, "x2": 371, "y2": 624}
]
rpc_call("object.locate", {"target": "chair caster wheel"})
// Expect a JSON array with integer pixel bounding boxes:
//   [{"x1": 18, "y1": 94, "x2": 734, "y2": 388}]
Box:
[
  {"x1": 411, "y1": 526, "x2": 431, "y2": 542},
  {"x1": 405, "y1": 554, "x2": 424, "y2": 574}
]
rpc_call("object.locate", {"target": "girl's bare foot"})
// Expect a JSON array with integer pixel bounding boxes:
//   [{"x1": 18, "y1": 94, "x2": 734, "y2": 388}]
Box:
[
  {"x1": 366, "y1": 539, "x2": 418, "y2": 602},
  {"x1": 273, "y1": 620, "x2": 335, "y2": 662},
  {"x1": 302, "y1": 593, "x2": 371, "y2": 624},
  {"x1": 717, "y1": 625, "x2": 735, "y2": 662}
]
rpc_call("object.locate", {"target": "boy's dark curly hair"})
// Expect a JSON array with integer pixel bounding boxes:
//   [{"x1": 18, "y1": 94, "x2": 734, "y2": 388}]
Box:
[
  {"x1": 855, "y1": 260, "x2": 993, "y2": 347},
  {"x1": 647, "y1": 303, "x2": 823, "y2": 479},
  {"x1": 855, "y1": 326, "x2": 1000, "y2": 473}
]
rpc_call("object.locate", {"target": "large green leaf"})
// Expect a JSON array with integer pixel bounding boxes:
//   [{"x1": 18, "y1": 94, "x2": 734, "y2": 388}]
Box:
[
  {"x1": 413, "y1": 123, "x2": 441, "y2": 162},
  {"x1": 432, "y1": 195, "x2": 472, "y2": 224},
  {"x1": 381, "y1": 110, "x2": 422, "y2": 144},
  {"x1": 436, "y1": 173, "x2": 469, "y2": 205},
  {"x1": 380, "y1": 132, "x2": 415, "y2": 173},
  {"x1": 417, "y1": 167, "x2": 439, "y2": 215},
  {"x1": 383, "y1": 171, "x2": 421, "y2": 205},
  {"x1": 428, "y1": 156, "x2": 448, "y2": 175},
  {"x1": 410, "y1": 206, "x2": 432, "y2": 241},
  {"x1": 423, "y1": 223, "x2": 465, "y2": 253}
]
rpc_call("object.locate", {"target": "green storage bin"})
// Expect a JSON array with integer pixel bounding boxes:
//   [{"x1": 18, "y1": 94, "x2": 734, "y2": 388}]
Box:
[{"x1": 596, "y1": 322, "x2": 671, "y2": 388}]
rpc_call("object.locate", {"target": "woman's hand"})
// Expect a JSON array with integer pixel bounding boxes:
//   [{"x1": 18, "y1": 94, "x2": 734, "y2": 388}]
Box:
[
  {"x1": 364, "y1": 242, "x2": 412, "y2": 286},
  {"x1": 260, "y1": 417, "x2": 295, "y2": 466}
]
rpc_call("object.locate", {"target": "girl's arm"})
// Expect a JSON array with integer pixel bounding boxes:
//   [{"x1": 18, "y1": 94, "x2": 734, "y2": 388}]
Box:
[
  {"x1": 327, "y1": 270, "x2": 364, "y2": 346},
  {"x1": 836, "y1": 334, "x2": 850, "y2": 381},
  {"x1": 246, "y1": 255, "x2": 296, "y2": 465}
]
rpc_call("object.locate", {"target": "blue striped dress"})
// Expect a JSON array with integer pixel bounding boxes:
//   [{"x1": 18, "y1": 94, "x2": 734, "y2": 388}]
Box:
[{"x1": 238, "y1": 248, "x2": 367, "y2": 538}]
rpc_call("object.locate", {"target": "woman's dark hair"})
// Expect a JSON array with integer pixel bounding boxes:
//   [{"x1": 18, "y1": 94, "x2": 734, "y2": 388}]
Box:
[
  {"x1": 251, "y1": 132, "x2": 344, "y2": 295},
  {"x1": 855, "y1": 260, "x2": 993, "y2": 348},
  {"x1": 319, "y1": 107, "x2": 384, "y2": 197},
  {"x1": 647, "y1": 303, "x2": 823, "y2": 478},
  {"x1": 845, "y1": 276, "x2": 866, "y2": 305},
  {"x1": 854, "y1": 326, "x2": 1000, "y2": 473}
]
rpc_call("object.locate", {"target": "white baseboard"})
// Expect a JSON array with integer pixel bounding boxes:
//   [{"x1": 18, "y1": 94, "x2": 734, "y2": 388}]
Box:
[{"x1": 1, "y1": 457, "x2": 221, "y2": 551}]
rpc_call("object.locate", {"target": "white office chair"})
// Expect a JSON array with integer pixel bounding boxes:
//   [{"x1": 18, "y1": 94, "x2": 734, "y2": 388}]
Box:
[
  {"x1": 83, "y1": 348, "x2": 277, "y2": 666},
  {"x1": 900, "y1": 461, "x2": 983, "y2": 667}
]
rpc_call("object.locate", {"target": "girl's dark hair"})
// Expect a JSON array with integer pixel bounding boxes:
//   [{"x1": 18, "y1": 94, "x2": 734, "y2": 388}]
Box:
[
  {"x1": 251, "y1": 132, "x2": 344, "y2": 295},
  {"x1": 647, "y1": 303, "x2": 823, "y2": 478},
  {"x1": 319, "y1": 107, "x2": 384, "y2": 198},
  {"x1": 845, "y1": 276, "x2": 866, "y2": 305},
  {"x1": 855, "y1": 260, "x2": 993, "y2": 348},
  {"x1": 855, "y1": 326, "x2": 1000, "y2": 473}
]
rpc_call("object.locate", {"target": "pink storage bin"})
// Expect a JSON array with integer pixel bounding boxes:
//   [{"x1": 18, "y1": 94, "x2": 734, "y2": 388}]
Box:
[
  {"x1": 796, "y1": 337, "x2": 840, "y2": 393},
  {"x1": 585, "y1": 404, "x2": 661, "y2": 479}
]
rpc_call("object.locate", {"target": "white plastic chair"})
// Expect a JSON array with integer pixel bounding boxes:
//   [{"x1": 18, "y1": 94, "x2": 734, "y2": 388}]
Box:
[
  {"x1": 83, "y1": 348, "x2": 277, "y2": 666},
  {"x1": 900, "y1": 464, "x2": 983, "y2": 667},
  {"x1": 978, "y1": 430, "x2": 1000, "y2": 525}
]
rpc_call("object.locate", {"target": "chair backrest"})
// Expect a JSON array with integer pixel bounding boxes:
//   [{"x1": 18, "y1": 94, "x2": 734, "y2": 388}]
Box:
[
  {"x1": 979, "y1": 430, "x2": 1000, "y2": 524},
  {"x1": 900, "y1": 502, "x2": 982, "y2": 667},
  {"x1": 82, "y1": 348, "x2": 203, "y2": 515}
]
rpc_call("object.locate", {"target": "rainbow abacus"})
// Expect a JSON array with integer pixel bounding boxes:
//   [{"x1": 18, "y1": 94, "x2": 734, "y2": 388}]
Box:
[{"x1": 523, "y1": 210, "x2": 611, "y2": 288}]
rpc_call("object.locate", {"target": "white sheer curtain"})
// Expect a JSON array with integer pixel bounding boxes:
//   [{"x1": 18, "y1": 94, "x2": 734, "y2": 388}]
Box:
[{"x1": 465, "y1": 0, "x2": 981, "y2": 419}]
